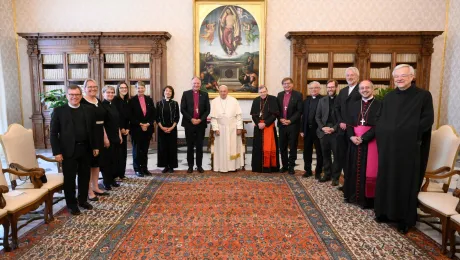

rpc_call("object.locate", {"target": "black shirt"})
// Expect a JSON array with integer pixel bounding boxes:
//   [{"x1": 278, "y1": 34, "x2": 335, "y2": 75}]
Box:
[
  {"x1": 308, "y1": 96, "x2": 319, "y2": 124},
  {"x1": 326, "y1": 95, "x2": 336, "y2": 125},
  {"x1": 70, "y1": 105, "x2": 87, "y2": 142}
]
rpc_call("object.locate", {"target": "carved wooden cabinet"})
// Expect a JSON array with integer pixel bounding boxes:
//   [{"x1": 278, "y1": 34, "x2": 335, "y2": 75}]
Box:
[
  {"x1": 285, "y1": 31, "x2": 442, "y2": 96},
  {"x1": 18, "y1": 32, "x2": 171, "y2": 149}
]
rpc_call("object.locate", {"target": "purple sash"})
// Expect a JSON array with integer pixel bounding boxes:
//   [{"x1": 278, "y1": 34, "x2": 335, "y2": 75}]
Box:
[{"x1": 354, "y1": 125, "x2": 378, "y2": 198}]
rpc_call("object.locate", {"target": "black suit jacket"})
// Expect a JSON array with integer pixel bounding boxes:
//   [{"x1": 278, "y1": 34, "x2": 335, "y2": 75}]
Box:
[
  {"x1": 315, "y1": 96, "x2": 339, "y2": 138},
  {"x1": 50, "y1": 104, "x2": 98, "y2": 157},
  {"x1": 335, "y1": 85, "x2": 361, "y2": 126},
  {"x1": 129, "y1": 95, "x2": 156, "y2": 139},
  {"x1": 276, "y1": 90, "x2": 303, "y2": 127},
  {"x1": 180, "y1": 90, "x2": 210, "y2": 129},
  {"x1": 301, "y1": 95, "x2": 323, "y2": 134}
]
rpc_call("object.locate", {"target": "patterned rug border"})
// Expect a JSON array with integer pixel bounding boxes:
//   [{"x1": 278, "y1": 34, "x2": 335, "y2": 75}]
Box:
[{"x1": 284, "y1": 175, "x2": 353, "y2": 259}]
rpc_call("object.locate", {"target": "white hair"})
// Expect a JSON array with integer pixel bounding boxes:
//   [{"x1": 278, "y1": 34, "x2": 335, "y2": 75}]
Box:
[
  {"x1": 308, "y1": 81, "x2": 321, "y2": 88},
  {"x1": 218, "y1": 85, "x2": 228, "y2": 91},
  {"x1": 83, "y1": 78, "x2": 97, "y2": 89},
  {"x1": 345, "y1": 67, "x2": 360, "y2": 77},
  {"x1": 393, "y1": 64, "x2": 415, "y2": 76}
]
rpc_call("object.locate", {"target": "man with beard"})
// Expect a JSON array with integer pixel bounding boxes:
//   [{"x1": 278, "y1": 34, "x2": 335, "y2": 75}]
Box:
[
  {"x1": 335, "y1": 67, "x2": 362, "y2": 190},
  {"x1": 344, "y1": 80, "x2": 382, "y2": 208},
  {"x1": 301, "y1": 81, "x2": 323, "y2": 179},
  {"x1": 315, "y1": 80, "x2": 340, "y2": 185},
  {"x1": 374, "y1": 64, "x2": 434, "y2": 234}
]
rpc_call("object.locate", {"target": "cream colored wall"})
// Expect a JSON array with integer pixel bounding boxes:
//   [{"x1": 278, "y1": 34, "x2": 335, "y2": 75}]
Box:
[
  {"x1": 13, "y1": 0, "x2": 450, "y2": 132},
  {"x1": 0, "y1": 0, "x2": 21, "y2": 132},
  {"x1": 440, "y1": 0, "x2": 460, "y2": 132}
]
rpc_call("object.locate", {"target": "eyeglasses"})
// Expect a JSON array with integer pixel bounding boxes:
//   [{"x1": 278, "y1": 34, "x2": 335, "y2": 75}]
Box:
[
  {"x1": 86, "y1": 86, "x2": 98, "y2": 89},
  {"x1": 68, "y1": 94, "x2": 82, "y2": 97},
  {"x1": 393, "y1": 74, "x2": 413, "y2": 79}
]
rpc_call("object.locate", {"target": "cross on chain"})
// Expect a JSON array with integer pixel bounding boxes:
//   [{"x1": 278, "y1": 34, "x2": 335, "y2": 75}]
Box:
[{"x1": 360, "y1": 118, "x2": 366, "y2": 125}]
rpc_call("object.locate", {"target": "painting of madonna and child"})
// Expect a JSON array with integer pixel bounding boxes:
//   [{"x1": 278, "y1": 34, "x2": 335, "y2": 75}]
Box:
[{"x1": 197, "y1": 4, "x2": 265, "y2": 95}]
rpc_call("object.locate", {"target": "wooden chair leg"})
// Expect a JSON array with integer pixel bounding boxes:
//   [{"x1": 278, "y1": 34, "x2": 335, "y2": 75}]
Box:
[
  {"x1": 9, "y1": 215, "x2": 18, "y2": 250},
  {"x1": 449, "y1": 227, "x2": 456, "y2": 258},
  {"x1": 442, "y1": 218, "x2": 449, "y2": 254},
  {"x1": 48, "y1": 193, "x2": 54, "y2": 222},
  {"x1": 2, "y1": 219, "x2": 10, "y2": 252},
  {"x1": 44, "y1": 199, "x2": 50, "y2": 224}
]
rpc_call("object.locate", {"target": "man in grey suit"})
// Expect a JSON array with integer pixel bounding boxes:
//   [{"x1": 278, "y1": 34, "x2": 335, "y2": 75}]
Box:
[{"x1": 315, "y1": 80, "x2": 340, "y2": 186}]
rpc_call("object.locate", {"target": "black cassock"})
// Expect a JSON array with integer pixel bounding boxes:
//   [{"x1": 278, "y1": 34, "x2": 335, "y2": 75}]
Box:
[
  {"x1": 374, "y1": 84, "x2": 434, "y2": 226},
  {"x1": 344, "y1": 98, "x2": 382, "y2": 208},
  {"x1": 156, "y1": 99, "x2": 180, "y2": 168},
  {"x1": 250, "y1": 95, "x2": 280, "y2": 172}
]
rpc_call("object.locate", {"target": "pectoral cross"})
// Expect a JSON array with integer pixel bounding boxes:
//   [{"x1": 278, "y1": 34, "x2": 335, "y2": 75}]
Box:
[
  {"x1": 284, "y1": 106, "x2": 287, "y2": 111},
  {"x1": 360, "y1": 119, "x2": 366, "y2": 125},
  {"x1": 196, "y1": 108, "x2": 199, "y2": 113}
]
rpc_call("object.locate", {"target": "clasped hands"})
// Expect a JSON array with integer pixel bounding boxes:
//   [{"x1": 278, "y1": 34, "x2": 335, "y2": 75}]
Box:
[
  {"x1": 215, "y1": 129, "x2": 242, "y2": 136},
  {"x1": 350, "y1": 136, "x2": 363, "y2": 145},
  {"x1": 161, "y1": 126, "x2": 175, "y2": 133},
  {"x1": 280, "y1": 118, "x2": 291, "y2": 126},
  {"x1": 55, "y1": 149, "x2": 99, "y2": 162},
  {"x1": 191, "y1": 118, "x2": 202, "y2": 125},
  {"x1": 140, "y1": 123, "x2": 150, "y2": 132},
  {"x1": 321, "y1": 127, "x2": 335, "y2": 135}
]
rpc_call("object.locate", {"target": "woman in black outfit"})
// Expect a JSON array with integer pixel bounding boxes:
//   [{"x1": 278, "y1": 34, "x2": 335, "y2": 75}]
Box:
[
  {"x1": 156, "y1": 86, "x2": 180, "y2": 173},
  {"x1": 112, "y1": 81, "x2": 130, "y2": 180},
  {"x1": 129, "y1": 81, "x2": 155, "y2": 177},
  {"x1": 100, "y1": 85, "x2": 122, "y2": 190},
  {"x1": 80, "y1": 79, "x2": 110, "y2": 201}
]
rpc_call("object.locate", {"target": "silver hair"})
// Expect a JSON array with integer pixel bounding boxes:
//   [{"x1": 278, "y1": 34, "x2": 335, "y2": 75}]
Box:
[
  {"x1": 83, "y1": 78, "x2": 97, "y2": 89},
  {"x1": 393, "y1": 64, "x2": 415, "y2": 76},
  {"x1": 308, "y1": 81, "x2": 321, "y2": 88},
  {"x1": 345, "y1": 67, "x2": 360, "y2": 77},
  {"x1": 102, "y1": 85, "x2": 116, "y2": 93}
]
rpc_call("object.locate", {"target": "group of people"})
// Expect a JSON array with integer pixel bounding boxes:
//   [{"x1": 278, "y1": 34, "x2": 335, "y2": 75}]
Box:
[
  {"x1": 51, "y1": 64, "x2": 434, "y2": 235},
  {"x1": 247, "y1": 65, "x2": 433, "y2": 234}
]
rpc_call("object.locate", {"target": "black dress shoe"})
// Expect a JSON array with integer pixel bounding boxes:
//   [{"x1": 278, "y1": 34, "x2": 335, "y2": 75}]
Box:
[
  {"x1": 94, "y1": 191, "x2": 110, "y2": 196},
  {"x1": 169, "y1": 168, "x2": 174, "y2": 173},
  {"x1": 331, "y1": 179, "x2": 339, "y2": 186},
  {"x1": 111, "y1": 182, "x2": 120, "y2": 187},
  {"x1": 319, "y1": 177, "x2": 331, "y2": 183},
  {"x1": 88, "y1": 196, "x2": 99, "y2": 202},
  {"x1": 197, "y1": 167, "x2": 205, "y2": 173},
  {"x1": 135, "y1": 171, "x2": 144, "y2": 177},
  {"x1": 397, "y1": 222, "x2": 409, "y2": 234},
  {"x1": 187, "y1": 167, "x2": 193, "y2": 173},
  {"x1": 302, "y1": 171, "x2": 312, "y2": 178},
  {"x1": 78, "y1": 201, "x2": 93, "y2": 210},
  {"x1": 337, "y1": 186, "x2": 344, "y2": 191},
  {"x1": 162, "y1": 167, "x2": 169, "y2": 173},
  {"x1": 102, "y1": 184, "x2": 112, "y2": 191},
  {"x1": 375, "y1": 215, "x2": 389, "y2": 223},
  {"x1": 288, "y1": 168, "x2": 295, "y2": 175},
  {"x1": 142, "y1": 169, "x2": 152, "y2": 176},
  {"x1": 279, "y1": 167, "x2": 288, "y2": 173},
  {"x1": 68, "y1": 206, "x2": 81, "y2": 216}
]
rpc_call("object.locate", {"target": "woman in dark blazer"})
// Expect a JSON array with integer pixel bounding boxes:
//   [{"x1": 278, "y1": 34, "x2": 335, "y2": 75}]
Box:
[
  {"x1": 112, "y1": 81, "x2": 130, "y2": 180},
  {"x1": 80, "y1": 79, "x2": 109, "y2": 200},
  {"x1": 156, "y1": 86, "x2": 180, "y2": 173},
  {"x1": 129, "y1": 81, "x2": 156, "y2": 177},
  {"x1": 100, "y1": 85, "x2": 122, "y2": 191}
]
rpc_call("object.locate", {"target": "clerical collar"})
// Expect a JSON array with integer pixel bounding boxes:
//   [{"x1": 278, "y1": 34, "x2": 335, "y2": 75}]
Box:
[
  {"x1": 362, "y1": 96, "x2": 374, "y2": 102},
  {"x1": 329, "y1": 95, "x2": 335, "y2": 99},
  {"x1": 312, "y1": 95, "x2": 317, "y2": 99},
  {"x1": 68, "y1": 103, "x2": 80, "y2": 109},
  {"x1": 284, "y1": 91, "x2": 291, "y2": 95},
  {"x1": 193, "y1": 90, "x2": 198, "y2": 94}
]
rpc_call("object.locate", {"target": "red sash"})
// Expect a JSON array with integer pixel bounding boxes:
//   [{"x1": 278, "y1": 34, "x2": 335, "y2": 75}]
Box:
[
  {"x1": 354, "y1": 125, "x2": 378, "y2": 198},
  {"x1": 261, "y1": 120, "x2": 277, "y2": 168}
]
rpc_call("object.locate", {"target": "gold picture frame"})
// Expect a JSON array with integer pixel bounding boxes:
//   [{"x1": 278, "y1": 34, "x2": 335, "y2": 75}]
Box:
[{"x1": 194, "y1": 0, "x2": 266, "y2": 99}]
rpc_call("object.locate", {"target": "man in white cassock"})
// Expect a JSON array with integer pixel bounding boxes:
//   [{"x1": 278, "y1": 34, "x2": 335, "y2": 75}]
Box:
[{"x1": 210, "y1": 85, "x2": 245, "y2": 172}]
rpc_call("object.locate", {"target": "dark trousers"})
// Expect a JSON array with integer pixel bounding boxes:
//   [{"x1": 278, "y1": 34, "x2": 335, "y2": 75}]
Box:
[
  {"x1": 279, "y1": 124, "x2": 300, "y2": 169},
  {"x1": 337, "y1": 130, "x2": 349, "y2": 178},
  {"x1": 62, "y1": 143, "x2": 91, "y2": 207},
  {"x1": 185, "y1": 126, "x2": 206, "y2": 168},
  {"x1": 132, "y1": 133, "x2": 151, "y2": 171},
  {"x1": 320, "y1": 133, "x2": 340, "y2": 180},
  {"x1": 100, "y1": 142, "x2": 120, "y2": 185},
  {"x1": 117, "y1": 134, "x2": 128, "y2": 178},
  {"x1": 303, "y1": 126, "x2": 323, "y2": 176}
]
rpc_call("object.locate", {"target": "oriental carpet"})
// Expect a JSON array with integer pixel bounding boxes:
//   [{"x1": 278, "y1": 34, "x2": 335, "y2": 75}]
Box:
[{"x1": 0, "y1": 171, "x2": 453, "y2": 259}]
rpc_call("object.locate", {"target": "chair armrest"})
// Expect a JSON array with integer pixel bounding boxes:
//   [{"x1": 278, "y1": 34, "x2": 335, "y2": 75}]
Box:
[
  {"x1": 9, "y1": 163, "x2": 45, "y2": 175},
  {"x1": 36, "y1": 154, "x2": 59, "y2": 163},
  {"x1": 425, "y1": 166, "x2": 451, "y2": 175},
  {"x1": 421, "y1": 170, "x2": 460, "y2": 192},
  {"x1": 3, "y1": 168, "x2": 44, "y2": 189}
]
